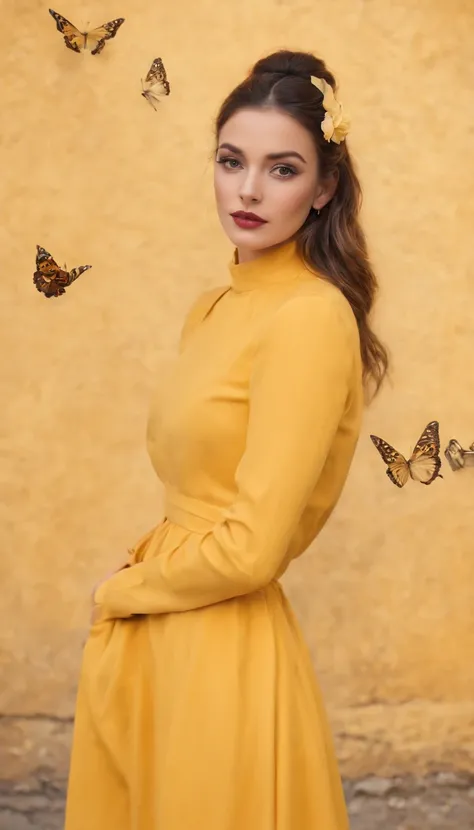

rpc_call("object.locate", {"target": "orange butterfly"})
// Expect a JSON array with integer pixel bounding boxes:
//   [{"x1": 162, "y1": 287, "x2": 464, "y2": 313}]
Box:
[
  {"x1": 33, "y1": 245, "x2": 91, "y2": 298},
  {"x1": 48, "y1": 9, "x2": 125, "y2": 55}
]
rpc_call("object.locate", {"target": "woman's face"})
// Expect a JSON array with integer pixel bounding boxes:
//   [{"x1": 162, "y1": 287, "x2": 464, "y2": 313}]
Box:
[{"x1": 214, "y1": 107, "x2": 335, "y2": 262}]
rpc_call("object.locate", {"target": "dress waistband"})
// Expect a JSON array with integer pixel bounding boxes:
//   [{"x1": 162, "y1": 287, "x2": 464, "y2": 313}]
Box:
[{"x1": 163, "y1": 489, "x2": 225, "y2": 533}]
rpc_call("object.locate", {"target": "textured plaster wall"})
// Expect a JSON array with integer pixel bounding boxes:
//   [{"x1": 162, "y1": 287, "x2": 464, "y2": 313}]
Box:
[{"x1": 1, "y1": 0, "x2": 473, "y2": 788}]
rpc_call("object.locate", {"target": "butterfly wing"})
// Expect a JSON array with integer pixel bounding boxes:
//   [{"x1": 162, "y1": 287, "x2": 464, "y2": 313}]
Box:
[
  {"x1": 36, "y1": 276, "x2": 67, "y2": 297},
  {"x1": 48, "y1": 9, "x2": 85, "y2": 53},
  {"x1": 144, "y1": 57, "x2": 170, "y2": 87},
  {"x1": 370, "y1": 434, "x2": 410, "y2": 488},
  {"x1": 36, "y1": 245, "x2": 61, "y2": 274},
  {"x1": 33, "y1": 271, "x2": 48, "y2": 293},
  {"x1": 67, "y1": 264, "x2": 92, "y2": 285},
  {"x1": 33, "y1": 267, "x2": 68, "y2": 297},
  {"x1": 86, "y1": 18, "x2": 125, "y2": 55},
  {"x1": 141, "y1": 57, "x2": 170, "y2": 109},
  {"x1": 408, "y1": 420, "x2": 442, "y2": 485},
  {"x1": 141, "y1": 88, "x2": 162, "y2": 111}
]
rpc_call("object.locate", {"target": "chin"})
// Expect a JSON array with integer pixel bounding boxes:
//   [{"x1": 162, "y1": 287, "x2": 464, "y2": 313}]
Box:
[{"x1": 223, "y1": 220, "x2": 277, "y2": 251}]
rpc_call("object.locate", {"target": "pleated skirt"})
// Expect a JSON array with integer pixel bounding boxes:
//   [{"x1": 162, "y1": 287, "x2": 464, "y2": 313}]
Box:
[{"x1": 64, "y1": 517, "x2": 348, "y2": 830}]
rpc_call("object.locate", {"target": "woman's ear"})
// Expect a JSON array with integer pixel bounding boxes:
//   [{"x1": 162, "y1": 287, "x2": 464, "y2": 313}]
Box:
[{"x1": 312, "y1": 170, "x2": 339, "y2": 211}]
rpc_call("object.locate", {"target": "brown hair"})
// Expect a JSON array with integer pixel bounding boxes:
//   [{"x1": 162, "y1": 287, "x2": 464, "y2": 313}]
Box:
[{"x1": 214, "y1": 49, "x2": 389, "y2": 400}]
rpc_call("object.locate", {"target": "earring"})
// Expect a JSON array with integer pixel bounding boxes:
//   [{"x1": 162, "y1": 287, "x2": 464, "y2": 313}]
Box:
[{"x1": 316, "y1": 209, "x2": 321, "y2": 216}]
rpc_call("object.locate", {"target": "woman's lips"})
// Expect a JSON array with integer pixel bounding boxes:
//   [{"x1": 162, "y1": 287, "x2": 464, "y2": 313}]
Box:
[{"x1": 231, "y1": 214, "x2": 267, "y2": 230}]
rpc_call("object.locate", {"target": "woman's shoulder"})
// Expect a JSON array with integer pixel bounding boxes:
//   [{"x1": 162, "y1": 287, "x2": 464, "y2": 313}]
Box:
[{"x1": 278, "y1": 276, "x2": 359, "y2": 342}]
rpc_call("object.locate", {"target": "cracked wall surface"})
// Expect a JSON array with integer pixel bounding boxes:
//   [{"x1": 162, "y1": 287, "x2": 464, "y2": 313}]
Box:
[{"x1": 1, "y1": 0, "x2": 473, "y2": 818}]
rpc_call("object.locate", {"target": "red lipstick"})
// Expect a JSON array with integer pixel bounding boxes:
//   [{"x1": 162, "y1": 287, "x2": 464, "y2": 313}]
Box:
[{"x1": 230, "y1": 211, "x2": 267, "y2": 230}]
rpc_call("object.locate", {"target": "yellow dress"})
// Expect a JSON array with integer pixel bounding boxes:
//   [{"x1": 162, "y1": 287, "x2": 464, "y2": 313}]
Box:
[{"x1": 65, "y1": 238, "x2": 363, "y2": 830}]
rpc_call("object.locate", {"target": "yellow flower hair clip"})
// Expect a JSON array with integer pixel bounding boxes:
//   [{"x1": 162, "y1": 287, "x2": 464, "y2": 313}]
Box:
[{"x1": 310, "y1": 76, "x2": 351, "y2": 144}]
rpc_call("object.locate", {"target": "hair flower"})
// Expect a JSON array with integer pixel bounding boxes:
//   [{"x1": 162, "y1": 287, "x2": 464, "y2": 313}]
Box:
[{"x1": 310, "y1": 76, "x2": 351, "y2": 144}]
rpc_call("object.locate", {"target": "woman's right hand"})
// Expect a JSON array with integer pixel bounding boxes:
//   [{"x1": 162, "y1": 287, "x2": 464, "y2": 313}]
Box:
[{"x1": 90, "y1": 562, "x2": 131, "y2": 624}]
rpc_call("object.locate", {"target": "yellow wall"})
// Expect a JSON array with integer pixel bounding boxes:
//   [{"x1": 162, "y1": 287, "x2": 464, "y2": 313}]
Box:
[{"x1": 1, "y1": 0, "x2": 473, "y2": 786}]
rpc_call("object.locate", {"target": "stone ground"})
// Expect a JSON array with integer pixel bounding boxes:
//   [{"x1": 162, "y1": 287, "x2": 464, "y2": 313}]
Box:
[{"x1": 1, "y1": 772, "x2": 473, "y2": 829}]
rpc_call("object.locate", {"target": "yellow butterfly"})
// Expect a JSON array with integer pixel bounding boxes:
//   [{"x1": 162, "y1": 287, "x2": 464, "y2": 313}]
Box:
[
  {"x1": 370, "y1": 420, "x2": 443, "y2": 488},
  {"x1": 141, "y1": 58, "x2": 171, "y2": 110},
  {"x1": 48, "y1": 9, "x2": 125, "y2": 55}
]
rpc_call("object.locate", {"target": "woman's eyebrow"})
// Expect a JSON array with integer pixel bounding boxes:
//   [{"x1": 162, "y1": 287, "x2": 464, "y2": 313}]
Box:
[{"x1": 217, "y1": 142, "x2": 306, "y2": 164}]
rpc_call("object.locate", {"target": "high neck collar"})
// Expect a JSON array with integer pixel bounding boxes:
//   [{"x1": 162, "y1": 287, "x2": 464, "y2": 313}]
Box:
[{"x1": 228, "y1": 239, "x2": 305, "y2": 293}]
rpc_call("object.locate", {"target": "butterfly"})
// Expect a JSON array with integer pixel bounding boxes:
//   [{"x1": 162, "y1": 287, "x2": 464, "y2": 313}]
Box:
[
  {"x1": 33, "y1": 245, "x2": 92, "y2": 298},
  {"x1": 370, "y1": 420, "x2": 443, "y2": 488},
  {"x1": 141, "y1": 58, "x2": 171, "y2": 110},
  {"x1": 48, "y1": 9, "x2": 125, "y2": 55}
]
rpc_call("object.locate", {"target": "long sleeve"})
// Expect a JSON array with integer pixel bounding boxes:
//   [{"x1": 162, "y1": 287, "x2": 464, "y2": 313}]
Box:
[{"x1": 94, "y1": 294, "x2": 356, "y2": 619}]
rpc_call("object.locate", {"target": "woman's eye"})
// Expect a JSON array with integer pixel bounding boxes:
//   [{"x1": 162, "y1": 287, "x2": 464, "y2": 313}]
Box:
[
  {"x1": 216, "y1": 157, "x2": 240, "y2": 169},
  {"x1": 275, "y1": 165, "x2": 296, "y2": 177}
]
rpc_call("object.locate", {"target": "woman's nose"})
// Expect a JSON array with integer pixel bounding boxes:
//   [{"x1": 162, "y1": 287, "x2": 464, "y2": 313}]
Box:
[{"x1": 238, "y1": 172, "x2": 262, "y2": 203}]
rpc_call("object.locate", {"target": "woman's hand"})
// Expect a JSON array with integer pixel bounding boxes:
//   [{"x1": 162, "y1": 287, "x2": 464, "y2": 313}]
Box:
[{"x1": 90, "y1": 563, "x2": 131, "y2": 624}]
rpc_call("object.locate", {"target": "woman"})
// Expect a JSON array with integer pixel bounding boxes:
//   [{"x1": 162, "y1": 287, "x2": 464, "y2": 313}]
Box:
[{"x1": 65, "y1": 49, "x2": 388, "y2": 829}]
